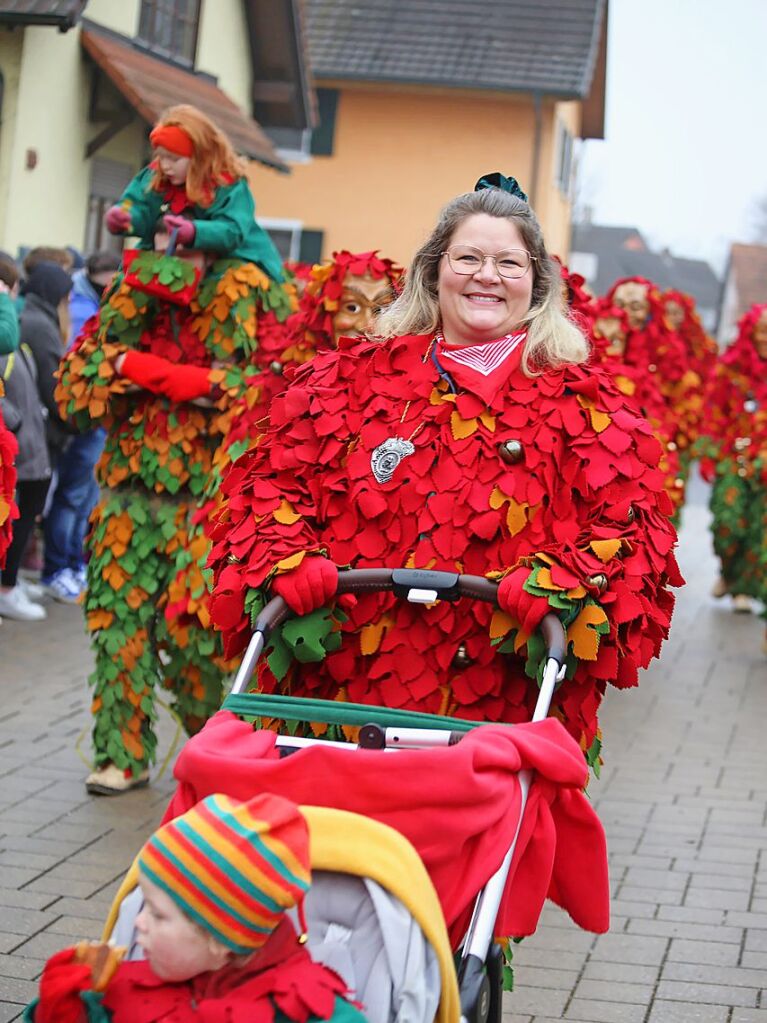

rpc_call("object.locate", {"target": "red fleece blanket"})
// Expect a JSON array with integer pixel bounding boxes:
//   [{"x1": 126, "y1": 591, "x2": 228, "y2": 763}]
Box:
[{"x1": 164, "y1": 713, "x2": 610, "y2": 945}]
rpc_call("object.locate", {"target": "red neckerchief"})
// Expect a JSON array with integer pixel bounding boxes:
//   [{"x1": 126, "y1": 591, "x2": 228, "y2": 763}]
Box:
[{"x1": 436, "y1": 330, "x2": 527, "y2": 405}]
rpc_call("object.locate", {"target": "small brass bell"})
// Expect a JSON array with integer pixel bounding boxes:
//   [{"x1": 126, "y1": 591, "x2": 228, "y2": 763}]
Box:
[
  {"x1": 667, "y1": 441, "x2": 677, "y2": 452},
  {"x1": 626, "y1": 505, "x2": 635, "y2": 523},
  {"x1": 269, "y1": 360, "x2": 283, "y2": 375},
  {"x1": 452, "y1": 644, "x2": 472, "y2": 669},
  {"x1": 648, "y1": 363, "x2": 657, "y2": 373},
  {"x1": 588, "y1": 573, "x2": 608, "y2": 593},
  {"x1": 499, "y1": 439, "x2": 524, "y2": 464}
]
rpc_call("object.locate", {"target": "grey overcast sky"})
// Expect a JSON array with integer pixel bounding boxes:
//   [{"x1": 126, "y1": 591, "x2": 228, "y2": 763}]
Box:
[{"x1": 576, "y1": 0, "x2": 766, "y2": 272}]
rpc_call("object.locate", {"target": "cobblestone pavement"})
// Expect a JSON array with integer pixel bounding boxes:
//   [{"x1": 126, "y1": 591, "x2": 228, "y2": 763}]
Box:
[{"x1": 1, "y1": 476, "x2": 766, "y2": 1022}]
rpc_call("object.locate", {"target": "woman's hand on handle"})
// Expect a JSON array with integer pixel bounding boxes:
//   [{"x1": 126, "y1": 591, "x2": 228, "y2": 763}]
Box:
[
  {"x1": 272, "y1": 557, "x2": 339, "y2": 616},
  {"x1": 497, "y1": 567, "x2": 551, "y2": 635}
]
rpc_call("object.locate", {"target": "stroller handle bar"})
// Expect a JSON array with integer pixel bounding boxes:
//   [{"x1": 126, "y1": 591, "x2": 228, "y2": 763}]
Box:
[{"x1": 233, "y1": 567, "x2": 567, "y2": 698}]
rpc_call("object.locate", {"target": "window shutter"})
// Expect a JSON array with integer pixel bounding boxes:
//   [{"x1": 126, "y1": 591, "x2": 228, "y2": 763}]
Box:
[
  {"x1": 309, "y1": 89, "x2": 339, "y2": 156},
  {"x1": 299, "y1": 230, "x2": 324, "y2": 264}
]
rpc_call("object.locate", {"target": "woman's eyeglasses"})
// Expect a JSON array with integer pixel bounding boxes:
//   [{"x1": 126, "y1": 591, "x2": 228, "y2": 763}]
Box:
[{"x1": 442, "y1": 244, "x2": 536, "y2": 279}]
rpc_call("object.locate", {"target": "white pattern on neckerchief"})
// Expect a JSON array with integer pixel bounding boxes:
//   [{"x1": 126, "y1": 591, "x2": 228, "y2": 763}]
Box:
[{"x1": 437, "y1": 331, "x2": 527, "y2": 376}]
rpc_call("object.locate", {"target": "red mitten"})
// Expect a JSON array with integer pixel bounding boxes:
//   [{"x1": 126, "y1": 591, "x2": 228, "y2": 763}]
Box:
[
  {"x1": 37, "y1": 948, "x2": 92, "y2": 1023},
  {"x1": 163, "y1": 214, "x2": 195, "y2": 247},
  {"x1": 497, "y1": 567, "x2": 552, "y2": 636},
  {"x1": 120, "y1": 350, "x2": 212, "y2": 403},
  {"x1": 104, "y1": 205, "x2": 132, "y2": 234},
  {"x1": 272, "y1": 558, "x2": 338, "y2": 616}
]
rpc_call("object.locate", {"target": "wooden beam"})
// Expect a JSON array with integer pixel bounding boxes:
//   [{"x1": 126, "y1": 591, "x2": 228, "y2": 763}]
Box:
[{"x1": 85, "y1": 107, "x2": 136, "y2": 159}]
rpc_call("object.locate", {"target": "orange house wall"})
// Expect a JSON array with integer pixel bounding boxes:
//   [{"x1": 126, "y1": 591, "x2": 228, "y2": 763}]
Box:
[{"x1": 248, "y1": 87, "x2": 575, "y2": 266}]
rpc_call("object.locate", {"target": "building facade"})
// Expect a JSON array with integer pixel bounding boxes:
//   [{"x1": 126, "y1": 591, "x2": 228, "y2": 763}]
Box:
[
  {"x1": 252, "y1": 0, "x2": 609, "y2": 266},
  {"x1": 0, "y1": 0, "x2": 309, "y2": 256}
]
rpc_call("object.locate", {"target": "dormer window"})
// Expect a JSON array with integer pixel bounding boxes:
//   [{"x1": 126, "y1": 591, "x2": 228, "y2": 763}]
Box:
[{"x1": 137, "y1": 0, "x2": 202, "y2": 67}]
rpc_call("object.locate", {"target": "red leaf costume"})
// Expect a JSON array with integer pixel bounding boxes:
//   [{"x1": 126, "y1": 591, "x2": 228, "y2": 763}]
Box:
[
  {"x1": 606, "y1": 277, "x2": 703, "y2": 478},
  {"x1": 209, "y1": 333, "x2": 681, "y2": 757},
  {"x1": 699, "y1": 304, "x2": 767, "y2": 600}
]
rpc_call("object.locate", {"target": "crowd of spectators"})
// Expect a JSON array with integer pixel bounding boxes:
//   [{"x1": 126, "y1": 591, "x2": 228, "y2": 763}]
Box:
[{"x1": 0, "y1": 244, "x2": 119, "y2": 623}]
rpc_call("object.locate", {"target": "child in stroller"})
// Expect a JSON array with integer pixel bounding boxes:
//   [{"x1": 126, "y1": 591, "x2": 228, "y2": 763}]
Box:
[{"x1": 22, "y1": 793, "x2": 369, "y2": 1023}]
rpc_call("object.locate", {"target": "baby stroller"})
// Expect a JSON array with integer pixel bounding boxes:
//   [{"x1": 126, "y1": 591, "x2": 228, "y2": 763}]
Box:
[{"x1": 105, "y1": 568, "x2": 609, "y2": 1023}]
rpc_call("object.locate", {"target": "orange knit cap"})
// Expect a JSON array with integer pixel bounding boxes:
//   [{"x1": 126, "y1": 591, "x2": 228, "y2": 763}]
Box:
[{"x1": 150, "y1": 124, "x2": 194, "y2": 157}]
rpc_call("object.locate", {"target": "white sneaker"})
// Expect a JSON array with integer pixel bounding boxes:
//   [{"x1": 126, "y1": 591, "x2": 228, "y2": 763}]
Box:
[
  {"x1": 73, "y1": 565, "x2": 88, "y2": 590},
  {"x1": 41, "y1": 568, "x2": 82, "y2": 604},
  {"x1": 19, "y1": 577, "x2": 45, "y2": 601},
  {"x1": 0, "y1": 586, "x2": 47, "y2": 621},
  {"x1": 732, "y1": 594, "x2": 753, "y2": 614}
]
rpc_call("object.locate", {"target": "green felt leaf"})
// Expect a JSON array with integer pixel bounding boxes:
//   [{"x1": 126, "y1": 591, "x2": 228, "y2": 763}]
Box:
[{"x1": 267, "y1": 635, "x2": 292, "y2": 681}]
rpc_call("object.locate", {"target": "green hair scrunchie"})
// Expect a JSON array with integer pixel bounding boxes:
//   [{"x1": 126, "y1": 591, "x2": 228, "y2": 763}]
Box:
[{"x1": 474, "y1": 172, "x2": 528, "y2": 204}]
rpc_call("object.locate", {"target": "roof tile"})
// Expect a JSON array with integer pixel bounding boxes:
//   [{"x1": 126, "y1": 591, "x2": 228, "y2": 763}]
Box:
[{"x1": 306, "y1": 0, "x2": 605, "y2": 96}]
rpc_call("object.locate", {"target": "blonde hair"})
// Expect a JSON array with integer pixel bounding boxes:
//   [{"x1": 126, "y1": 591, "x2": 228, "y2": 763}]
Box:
[
  {"x1": 375, "y1": 189, "x2": 589, "y2": 374},
  {"x1": 149, "y1": 104, "x2": 248, "y2": 208}
]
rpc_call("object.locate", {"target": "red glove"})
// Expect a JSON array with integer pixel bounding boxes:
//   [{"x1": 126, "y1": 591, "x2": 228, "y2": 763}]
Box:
[
  {"x1": 120, "y1": 350, "x2": 212, "y2": 403},
  {"x1": 37, "y1": 948, "x2": 92, "y2": 1023},
  {"x1": 272, "y1": 557, "x2": 338, "y2": 616},
  {"x1": 104, "y1": 205, "x2": 132, "y2": 234},
  {"x1": 163, "y1": 214, "x2": 195, "y2": 247},
  {"x1": 497, "y1": 567, "x2": 552, "y2": 636}
]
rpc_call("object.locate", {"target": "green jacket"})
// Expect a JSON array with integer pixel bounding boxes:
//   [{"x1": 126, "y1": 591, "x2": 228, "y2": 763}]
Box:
[
  {"x1": 119, "y1": 166, "x2": 285, "y2": 282},
  {"x1": 0, "y1": 291, "x2": 20, "y2": 355}
]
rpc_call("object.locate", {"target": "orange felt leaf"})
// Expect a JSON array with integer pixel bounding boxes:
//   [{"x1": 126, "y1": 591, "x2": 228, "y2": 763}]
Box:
[
  {"x1": 506, "y1": 499, "x2": 529, "y2": 537},
  {"x1": 274, "y1": 499, "x2": 301, "y2": 525},
  {"x1": 534, "y1": 566, "x2": 561, "y2": 592},
  {"x1": 589, "y1": 538, "x2": 622, "y2": 562},
  {"x1": 274, "y1": 551, "x2": 308, "y2": 574},
  {"x1": 589, "y1": 408, "x2": 611, "y2": 433},
  {"x1": 566, "y1": 584, "x2": 588, "y2": 599},
  {"x1": 450, "y1": 411, "x2": 478, "y2": 440},
  {"x1": 567, "y1": 604, "x2": 609, "y2": 660},
  {"x1": 489, "y1": 485, "x2": 509, "y2": 510},
  {"x1": 359, "y1": 616, "x2": 392, "y2": 656},
  {"x1": 479, "y1": 409, "x2": 496, "y2": 432},
  {"x1": 489, "y1": 609, "x2": 515, "y2": 640}
]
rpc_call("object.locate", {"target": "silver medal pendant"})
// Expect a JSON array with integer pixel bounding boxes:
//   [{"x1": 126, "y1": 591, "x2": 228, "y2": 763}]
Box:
[{"x1": 370, "y1": 436, "x2": 415, "y2": 484}]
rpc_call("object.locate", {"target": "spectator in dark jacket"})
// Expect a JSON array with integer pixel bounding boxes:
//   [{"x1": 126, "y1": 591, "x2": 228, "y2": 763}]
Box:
[
  {"x1": 0, "y1": 257, "x2": 50, "y2": 622},
  {"x1": 42, "y1": 250, "x2": 119, "y2": 602},
  {"x1": 20, "y1": 261, "x2": 73, "y2": 461}
]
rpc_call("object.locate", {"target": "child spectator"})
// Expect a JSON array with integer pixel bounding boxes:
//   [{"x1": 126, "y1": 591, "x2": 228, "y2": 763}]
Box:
[{"x1": 24, "y1": 793, "x2": 366, "y2": 1023}]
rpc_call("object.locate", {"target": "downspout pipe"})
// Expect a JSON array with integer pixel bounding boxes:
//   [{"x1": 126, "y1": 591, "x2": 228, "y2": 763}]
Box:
[{"x1": 529, "y1": 91, "x2": 543, "y2": 207}]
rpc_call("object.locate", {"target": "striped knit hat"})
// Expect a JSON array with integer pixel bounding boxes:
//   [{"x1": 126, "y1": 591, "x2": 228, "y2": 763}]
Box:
[{"x1": 137, "y1": 793, "x2": 311, "y2": 954}]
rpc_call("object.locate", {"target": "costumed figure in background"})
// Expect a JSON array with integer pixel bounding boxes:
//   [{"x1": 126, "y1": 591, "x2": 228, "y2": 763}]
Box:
[
  {"x1": 699, "y1": 303, "x2": 767, "y2": 626},
  {"x1": 56, "y1": 104, "x2": 295, "y2": 794},
  {"x1": 589, "y1": 297, "x2": 685, "y2": 515},
  {"x1": 606, "y1": 276, "x2": 702, "y2": 506},
  {"x1": 557, "y1": 259, "x2": 595, "y2": 335},
  {"x1": 208, "y1": 175, "x2": 681, "y2": 767},
  {"x1": 662, "y1": 288, "x2": 718, "y2": 387},
  {"x1": 184, "y1": 249, "x2": 405, "y2": 536}
]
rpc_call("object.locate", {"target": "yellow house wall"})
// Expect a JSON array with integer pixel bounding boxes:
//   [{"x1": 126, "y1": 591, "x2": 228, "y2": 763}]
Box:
[
  {"x1": 197, "y1": 0, "x2": 252, "y2": 110},
  {"x1": 250, "y1": 87, "x2": 578, "y2": 266},
  {"x1": 83, "y1": 0, "x2": 140, "y2": 36},
  {"x1": 0, "y1": 32, "x2": 25, "y2": 245},
  {"x1": 0, "y1": 0, "x2": 255, "y2": 255}
]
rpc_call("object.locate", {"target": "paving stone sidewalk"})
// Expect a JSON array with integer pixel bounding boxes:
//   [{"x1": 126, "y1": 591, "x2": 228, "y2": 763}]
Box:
[{"x1": 1, "y1": 476, "x2": 766, "y2": 1022}]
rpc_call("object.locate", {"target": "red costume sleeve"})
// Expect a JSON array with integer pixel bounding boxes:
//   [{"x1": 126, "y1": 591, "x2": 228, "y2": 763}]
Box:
[
  {"x1": 120, "y1": 350, "x2": 213, "y2": 403},
  {"x1": 209, "y1": 352, "x2": 359, "y2": 656}
]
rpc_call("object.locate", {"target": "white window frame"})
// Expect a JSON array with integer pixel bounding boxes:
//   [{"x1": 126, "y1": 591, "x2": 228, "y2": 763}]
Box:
[
  {"x1": 266, "y1": 128, "x2": 313, "y2": 165},
  {"x1": 260, "y1": 217, "x2": 304, "y2": 262}
]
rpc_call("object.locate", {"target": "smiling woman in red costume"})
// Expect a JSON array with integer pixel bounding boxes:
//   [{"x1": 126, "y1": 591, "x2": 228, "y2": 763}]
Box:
[{"x1": 209, "y1": 175, "x2": 681, "y2": 764}]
